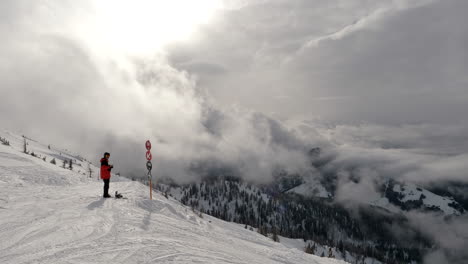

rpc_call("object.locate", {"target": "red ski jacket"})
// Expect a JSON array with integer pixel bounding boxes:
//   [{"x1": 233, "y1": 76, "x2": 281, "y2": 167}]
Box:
[{"x1": 100, "y1": 157, "x2": 112, "y2": 179}]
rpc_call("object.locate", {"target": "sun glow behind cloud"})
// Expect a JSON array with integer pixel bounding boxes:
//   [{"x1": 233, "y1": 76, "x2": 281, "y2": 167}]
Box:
[{"x1": 87, "y1": 0, "x2": 221, "y2": 55}]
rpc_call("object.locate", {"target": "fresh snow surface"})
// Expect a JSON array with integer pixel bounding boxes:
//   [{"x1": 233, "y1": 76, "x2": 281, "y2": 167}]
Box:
[{"x1": 0, "y1": 131, "x2": 347, "y2": 264}]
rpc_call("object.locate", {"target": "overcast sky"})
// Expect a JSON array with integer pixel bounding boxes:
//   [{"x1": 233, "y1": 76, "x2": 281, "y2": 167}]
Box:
[
  {"x1": 0, "y1": 0, "x2": 467, "y2": 186},
  {"x1": 170, "y1": 0, "x2": 468, "y2": 125}
]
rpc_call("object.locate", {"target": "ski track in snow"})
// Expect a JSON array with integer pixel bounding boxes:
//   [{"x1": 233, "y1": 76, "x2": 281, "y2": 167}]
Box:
[{"x1": 0, "y1": 139, "x2": 345, "y2": 264}]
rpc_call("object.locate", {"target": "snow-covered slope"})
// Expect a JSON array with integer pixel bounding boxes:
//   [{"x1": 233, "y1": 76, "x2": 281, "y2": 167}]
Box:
[
  {"x1": 0, "y1": 131, "x2": 346, "y2": 264},
  {"x1": 286, "y1": 177, "x2": 331, "y2": 198},
  {"x1": 373, "y1": 181, "x2": 463, "y2": 215},
  {"x1": 279, "y1": 167, "x2": 462, "y2": 215}
]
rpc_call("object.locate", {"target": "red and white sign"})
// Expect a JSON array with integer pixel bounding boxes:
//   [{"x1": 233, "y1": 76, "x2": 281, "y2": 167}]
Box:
[
  {"x1": 145, "y1": 140, "x2": 152, "y2": 151},
  {"x1": 146, "y1": 150, "x2": 152, "y2": 161},
  {"x1": 145, "y1": 140, "x2": 154, "y2": 200}
]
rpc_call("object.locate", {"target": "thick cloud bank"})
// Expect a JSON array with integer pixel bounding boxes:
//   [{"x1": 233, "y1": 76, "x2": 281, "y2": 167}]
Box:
[{"x1": 1, "y1": 0, "x2": 467, "y2": 188}]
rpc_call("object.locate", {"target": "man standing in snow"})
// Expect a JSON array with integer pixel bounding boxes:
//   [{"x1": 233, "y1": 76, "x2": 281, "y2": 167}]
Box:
[{"x1": 100, "y1": 152, "x2": 113, "y2": 198}]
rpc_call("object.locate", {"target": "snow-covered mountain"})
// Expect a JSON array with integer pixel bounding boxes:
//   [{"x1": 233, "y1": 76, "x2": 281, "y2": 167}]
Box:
[
  {"x1": 372, "y1": 180, "x2": 464, "y2": 215},
  {"x1": 153, "y1": 145, "x2": 466, "y2": 264},
  {"x1": 0, "y1": 130, "x2": 346, "y2": 264},
  {"x1": 271, "y1": 146, "x2": 464, "y2": 216},
  {"x1": 159, "y1": 176, "x2": 428, "y2": 264},
  {"x1": 287, "y1": 174, "x2": 464, "y2": 215}
]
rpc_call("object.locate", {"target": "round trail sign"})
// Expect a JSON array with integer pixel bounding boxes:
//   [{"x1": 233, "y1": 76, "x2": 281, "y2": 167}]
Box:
[
  {"x1": 145, "y1": 140, "x2": 152, "y2": 151},
  {"x1": 146, "y1": 150, "x2": 152, "y2": 161},
  {"x1": 146, "y1": 161, "x2": 152, "y2": 171}
]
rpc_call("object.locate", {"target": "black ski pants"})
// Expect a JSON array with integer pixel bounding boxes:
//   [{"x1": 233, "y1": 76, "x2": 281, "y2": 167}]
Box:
[{"x1": 103, "y1": 179, "x2": 110, "y2": 196}]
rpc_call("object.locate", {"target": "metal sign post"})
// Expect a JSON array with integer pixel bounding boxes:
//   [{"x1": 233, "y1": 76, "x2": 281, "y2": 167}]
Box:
[{"x1": 145, "y1": 140, "x2": 153, "y2": 200}]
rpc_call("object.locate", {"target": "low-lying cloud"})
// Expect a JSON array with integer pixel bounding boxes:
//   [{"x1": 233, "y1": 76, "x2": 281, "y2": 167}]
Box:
[
  {"x1": 1, "y1": 0, "x2": 467, "y2": 186},
  {"x1": 408, "y1": 212, "x2": 468, "y2": 264}
]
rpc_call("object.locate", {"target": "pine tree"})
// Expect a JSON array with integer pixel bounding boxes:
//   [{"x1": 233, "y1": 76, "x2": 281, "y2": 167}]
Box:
[
  {"x1": 87, "y1": 163, "x2": 93, "y2": 178},
  {"x1": 272, "y1": 226, "x2": 280, "y2": 242},
  {"x1": 338, "y1": 240, "x2": 344, "y2": 257},
  {"x1": 305, "y1": 243, "x2": 316, "y2": 254},
  {"x1": 23, "y1": 138, "x2": 28, "y2": 153},
  {"x1": 68, "y1": 159, "x2": 73, "y2": 170},
  {"x1": 1, "y1": 138, "x2": 9, "y2": 145},
  {"x1": 51, "y1": 158, "x2": 56, "y2": 165}
]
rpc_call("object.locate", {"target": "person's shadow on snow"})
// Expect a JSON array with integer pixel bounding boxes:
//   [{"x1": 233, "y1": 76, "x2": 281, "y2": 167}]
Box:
[
  {"x1": 141, "y1": 212, "x2": 152, "y2": 230},
  {"x1": 87, "y1": 198, "x2": 105, "y2": 210}
]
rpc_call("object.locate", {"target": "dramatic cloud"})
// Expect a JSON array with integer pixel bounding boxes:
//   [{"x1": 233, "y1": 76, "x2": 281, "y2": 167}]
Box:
[
  {"x1": 170, "y1": 0, "x2": 468, "y2": 126},
  {"x1": 1, "y1": 0, "x2": 467, "y2": 185},
  {"x1": 1, "y1": 1, "x2": 467, "y2": 261},
  {"x1": 298, "y1": 0, "x2": 436, "y2": 51},
  {"x1": 0, "y1": 0, "x2": 320, "y2": 184}
]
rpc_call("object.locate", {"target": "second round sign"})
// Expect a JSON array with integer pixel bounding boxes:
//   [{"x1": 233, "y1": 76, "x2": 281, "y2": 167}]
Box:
[{"x1": 146, "y1": 150, "x2": 152, "y2": 161}]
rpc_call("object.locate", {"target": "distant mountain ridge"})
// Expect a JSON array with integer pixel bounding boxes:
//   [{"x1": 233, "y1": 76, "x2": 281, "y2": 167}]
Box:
[
  {"x1": 155, "y1": 146, "x2": 466, "y2": 264},
  {"x1": 158, "y1": 176, "x2": 430, "y2": 264}
]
